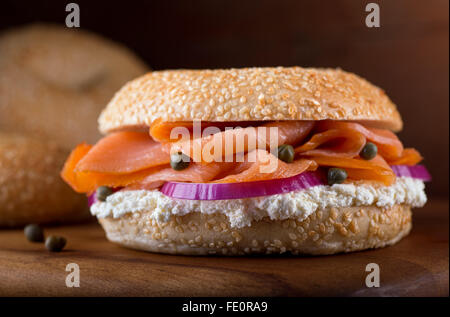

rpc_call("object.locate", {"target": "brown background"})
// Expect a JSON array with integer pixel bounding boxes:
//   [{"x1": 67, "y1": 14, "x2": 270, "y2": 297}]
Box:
[{"x1": 0, "y1": 0, "x2": 448, "y2": 198}]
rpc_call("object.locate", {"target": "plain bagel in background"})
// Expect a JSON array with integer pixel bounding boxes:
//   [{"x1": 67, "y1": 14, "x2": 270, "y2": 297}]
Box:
[
  {"x1": 0, "y1": 23, "x2": 149, "y2": 149},
  {"x1": 0, "y1": 133, "x2": 89, "y2": 227},
  {"x1": 0, "y1": 24, "x2": 148, "y2": 226}
]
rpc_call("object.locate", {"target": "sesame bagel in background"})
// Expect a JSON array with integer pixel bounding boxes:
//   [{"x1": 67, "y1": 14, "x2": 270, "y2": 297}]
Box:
[
  {"x1": 61, "y1": 66, "x2": 430, "y2": 255},
  {"x1": 0, "y1": 23, "x2": 149, "y2": 150},
  {"x1": 0, "y1": 133, "x2": 89, "y2": 227},
  {"x1": 0, "y1": 24, "x2": 148, "y2": 226}
]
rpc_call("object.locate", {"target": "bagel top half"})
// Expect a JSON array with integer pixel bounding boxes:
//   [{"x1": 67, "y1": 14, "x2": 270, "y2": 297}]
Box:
[{"x1": 99, "y1": 67, "x2": 402, "y2": 134}]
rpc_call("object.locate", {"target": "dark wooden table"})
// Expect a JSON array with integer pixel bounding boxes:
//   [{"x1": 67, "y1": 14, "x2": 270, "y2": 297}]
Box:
[{"x1": 0, "y1": 199, "x2": 448, "y2": 296}]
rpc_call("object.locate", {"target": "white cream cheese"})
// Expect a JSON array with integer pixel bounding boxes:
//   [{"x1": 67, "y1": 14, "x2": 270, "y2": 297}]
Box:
[{"x1": 90, "y1": 177, "x2": 427, "y2": 228}]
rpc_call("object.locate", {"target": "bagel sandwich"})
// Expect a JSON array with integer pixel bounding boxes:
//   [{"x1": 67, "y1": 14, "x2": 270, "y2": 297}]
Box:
[{"x1": 61, "y1": 67, "x2": 430, "y2": 255}]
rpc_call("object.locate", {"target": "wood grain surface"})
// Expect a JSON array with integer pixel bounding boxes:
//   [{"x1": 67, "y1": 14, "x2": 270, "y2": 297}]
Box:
[{"x1": 0, "y1": 199, "x2": 448, "y2": 297}]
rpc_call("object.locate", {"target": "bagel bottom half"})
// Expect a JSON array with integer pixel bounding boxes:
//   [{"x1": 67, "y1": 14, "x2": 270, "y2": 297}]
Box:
[{"x1": 98, "y1": 204, "x2": 412, "y2": 255}]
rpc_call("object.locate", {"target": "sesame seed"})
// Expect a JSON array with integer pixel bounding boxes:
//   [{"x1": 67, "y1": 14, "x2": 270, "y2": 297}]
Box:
[
  {"x1": 330, "y1": 208, "x2": 338, "y2": 220},
  {"x1": 349, "y1": 220, "x2": 359, "y2": 233},
  {"x1": 274, "y1": 239, "x2": 282, "y2": 247},
  {"x1": 231, "y1": 231, "x2": 242, "y2": 242},
  {"x1": 339, "y1": 227, "x2": 348, "y2": 236}
]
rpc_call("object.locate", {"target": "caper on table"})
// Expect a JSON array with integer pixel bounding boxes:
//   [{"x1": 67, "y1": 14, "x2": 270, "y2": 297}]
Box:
[
  {"x1": 277, "y1": 144, "x2": 295, "y2": 163},
  {"x1": 45, "y1": 236, "x2": 67, "y2": 252},
  {"x1": 327, "y1": 168, "x2": 348, "y2": 185},
  {"x1": 96, "y1": 186, "x2": 113, "y2": 202},
  {"x1": 170, "y1": 152, "x2": 190, "y2": 170},
  {"x1": 24, "y1": 224, "x2": 44, "y2": 242},
  {"x1": 360, "y1": 142, "x2": 378, "y2": 160}
]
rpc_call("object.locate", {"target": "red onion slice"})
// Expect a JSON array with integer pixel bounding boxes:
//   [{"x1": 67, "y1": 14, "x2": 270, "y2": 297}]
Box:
[
  {"x1": 390, "y1": 164, "x2": 431, "y2": 181},
  {"x1": 88, "y1": 193, "x2": 97, "y2": 207},
  {"x1": 161, "y1": 171, "x2": 325, "y2": 201}
]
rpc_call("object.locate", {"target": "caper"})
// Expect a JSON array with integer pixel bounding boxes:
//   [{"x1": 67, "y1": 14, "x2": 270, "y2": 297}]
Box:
[
  {"x1": 277, "y1": 144, "x2": 295, "y2": 163},
  {"x1": 24, "y1": 224, "x2": 44, "y2": 242},
  {"x1": 170, "y1": 152, "x2": 190, "y2": 170},
  {"x1": 327, "y1": 168, "x2": 348, "y2": 185},
  {"x1": 96, "y1": 186, "x2": 113, "y2": 202},
  {"x1": 360, "y1": 142, "x2": 378, "y2": 160},
  {"x1": 45, "y1": 236, "x2": 66, "y2": 252}
]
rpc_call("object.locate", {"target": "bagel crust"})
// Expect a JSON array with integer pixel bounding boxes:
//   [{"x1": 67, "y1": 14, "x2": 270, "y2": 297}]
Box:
[
  {"x1": 99, "y1": 204, "x2": 412, "y2": 255},
  {"x1": 0, "y1": 133, "x2": 90, "y2": 227},
  {"x1": 99, "y1": 67, "x2": 403, "y2": 134}
]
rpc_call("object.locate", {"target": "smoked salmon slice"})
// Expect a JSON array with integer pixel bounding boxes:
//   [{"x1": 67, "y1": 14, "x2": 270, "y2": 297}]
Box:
[
  {"x1": 316, "y1": 121, "x2": 403, "y2": 160},
  {"x1": 61, "y1": 143, "x2": 92, "y2": 192},
  {"x1": 129, "y1": 161, "x2": 237, "y2": 190},
  {"x1": 295, "y1": 128, "x2": 366, "y2": 158},
  {"x1": 150, "y1": 119, "x2": 259, "y2": 143},
  {"x1": 69, "y1": 168, "x2": 160, "y2": 194},
  {"x1": 61, "y1": 143, "x2": 164, "y2": 193},
  {"x1": 169, "y1": 121, "x2": 314, "y2": 163},
  {"x1": 388, "y1": 148, "x2": 423, "y2": 165},
  {"x1": 214, "y1": 150, "x2": 318, "y2": 183},
  {"x1": 124, "y1": 149, "x2": 317, "y2": 189},
  {"x1": 304, "y1": 154, "x2": 395, "y2": 185},
  {"x1": 75, "y1": 131, "x2": 170, "y2": 174}
]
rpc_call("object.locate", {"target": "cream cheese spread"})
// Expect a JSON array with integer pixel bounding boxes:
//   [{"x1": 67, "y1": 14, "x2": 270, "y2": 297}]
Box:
[{"x1": 90, "y1": 177, "x2": 427, "y2": 228}]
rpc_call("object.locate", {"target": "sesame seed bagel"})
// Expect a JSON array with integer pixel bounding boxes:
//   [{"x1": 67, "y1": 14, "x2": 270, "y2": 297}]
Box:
[
  {"x1": 0, "y1": 23, "x2": 148, "y2": 149},
  {"x1": 0, "y1": 133, "x2": 90, "y2": 227},
  {"x1": 99, "y1": 67, "x2": 403, "y2": 134},
  {"x1": 98, "y1": 204, "x2": 411, "y2": 255}
]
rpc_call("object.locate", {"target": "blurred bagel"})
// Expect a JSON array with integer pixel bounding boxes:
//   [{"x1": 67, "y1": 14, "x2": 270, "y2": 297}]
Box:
[
  {"x1": 0, "y1": 23, "x2": 149, "y2": 149},
  {"x1": 0, "y1": 133, "x2": 89, "y2": 227}
]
